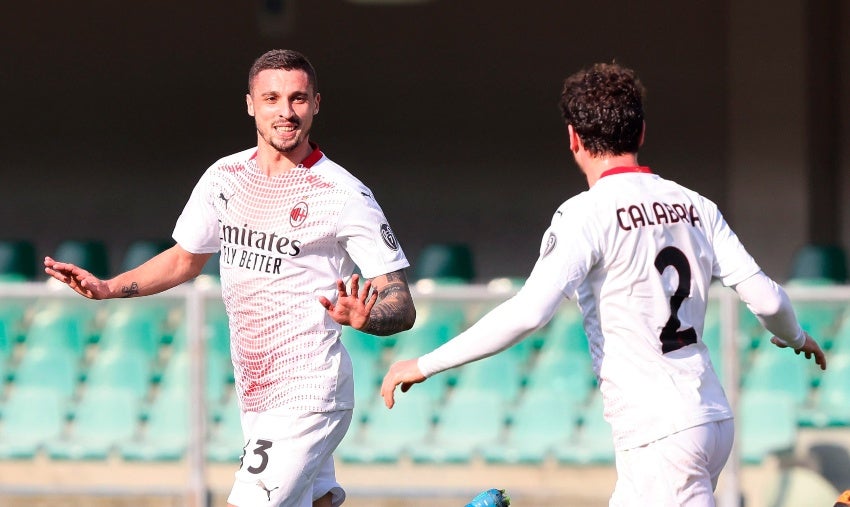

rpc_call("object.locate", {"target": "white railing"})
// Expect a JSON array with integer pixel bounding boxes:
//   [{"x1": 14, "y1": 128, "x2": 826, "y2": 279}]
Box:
[{"x1": 1, "y1": 279, "x2": 849, "y2": 507}]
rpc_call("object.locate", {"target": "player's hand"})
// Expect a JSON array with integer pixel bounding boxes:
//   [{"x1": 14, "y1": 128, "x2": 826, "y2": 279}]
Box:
[
  {"x1": 319, "y1": 274, "x2": 378, "y2": 330},
  {"x1": 43, "y1": 256, "x2": 111, "y2": 300},
  {"x1": 381, "y1": 358, "x2": 426, "y2": 409},
  {"x1": 770, "y1": 332, "x2": 827, "y2": 370}
]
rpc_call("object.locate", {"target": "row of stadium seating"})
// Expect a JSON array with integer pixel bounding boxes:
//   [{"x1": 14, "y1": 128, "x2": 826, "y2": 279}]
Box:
[{"x1": 1, "y1": 281, "x2": 849, "y2": 467}]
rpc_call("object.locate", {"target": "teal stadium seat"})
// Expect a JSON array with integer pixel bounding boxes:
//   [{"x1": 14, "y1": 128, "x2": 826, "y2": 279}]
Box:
[
  {"x1": 799, "y1": 353, "x2": 850, "y2": 427},
  {"x1": 120, "y1": 239, "x2": 172, "y2": 272},
  {"x1": 741, "y1": 337, "x2": 813, "y2": 409},
  {"x1": 523, "y1": 351, "x2": 595, "y2": 407},
  {"x1": 412, "y1": 243, "x2": 475, "y2": 283},
  {"x1": 554, "y1": 392, "x2": 614, "y2": 465},
  {"x1": 11, "y1": 346, "x2": 80, "y2": 403},
  {"x1": 84, "y1": 347, "x2": 153, "y2": 403},
  {"x1": 339, "y1": 388, "x2": 434, "y2": 464},
  {"x1": 451, "y1": 351, "x2": 525, "y2": 404},
  {"x1": 0, "y1": 240, "x2": 37, "y2": 281},
  {"x1": 0, "y1": 386, "x2": 66, "y2": 459},
  {"x1": 207, "y1": 395, "x2": 244, "y2": 463},
  {"x1": 739, "y1": 390, "x2": 798, "y2": 464},
  {"x1": 483, "y1": 389, "x2": 581, "y2": 465},
  {"x1": 53, "y1": 239, "x2": 110, "y2": 279},
  {"x1": 24, "y1": 306, "x2": 93, "y2": 360},
  {"x1": 97, "y1": 307, "x2": 167, "y2": 362},
  {"x1": 157, "y1": 349, "x2": 230, "y2": 406},
  {"x1": 121, "y1": 390, "x2": 189, "y2": 461},
  {"x1": 46, "y1": 386, "x2": 141, "y2": 460},
  {"x1": 410, "y1": 389, "x2": 506, "y2": 464}
]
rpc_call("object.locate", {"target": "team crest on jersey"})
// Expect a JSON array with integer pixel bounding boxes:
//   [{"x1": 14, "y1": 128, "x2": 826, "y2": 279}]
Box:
[
  {"x1": 380, "y1": 223, "x2": 399, "y2": 251},
  {"x1": 290, "y1": 202, "x2": 308, "y2": 227},
  {"x1": 542, "y1": 232, "x2": 557, "y2": 257}
]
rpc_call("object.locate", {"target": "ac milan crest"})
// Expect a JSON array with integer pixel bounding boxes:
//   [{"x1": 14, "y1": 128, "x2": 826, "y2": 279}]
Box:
[{"x1": 290, "y1": 202, "x2": 308, "y2": 227}]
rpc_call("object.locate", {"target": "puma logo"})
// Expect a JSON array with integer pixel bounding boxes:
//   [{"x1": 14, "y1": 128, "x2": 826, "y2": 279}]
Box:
[
  {"x1": 257, "y1": 480, "x2": 279, "y2": 502},
  {"x1": 218, "y1": 192, "x2": 231, "y2": 209}
]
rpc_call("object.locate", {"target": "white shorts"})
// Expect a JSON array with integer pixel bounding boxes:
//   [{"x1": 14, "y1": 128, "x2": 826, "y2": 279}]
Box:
[
  {"x1": 227, "y1": 408, "x2": 353, "y2": 507},
  {"x1": 610, "y1": 418, "x2": 734, "y2": 507}
]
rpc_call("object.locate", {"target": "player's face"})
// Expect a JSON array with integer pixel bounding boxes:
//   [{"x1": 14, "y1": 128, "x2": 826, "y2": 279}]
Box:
[{"x1": 246, "y1": 68, "x2": 320, "y2": 155}]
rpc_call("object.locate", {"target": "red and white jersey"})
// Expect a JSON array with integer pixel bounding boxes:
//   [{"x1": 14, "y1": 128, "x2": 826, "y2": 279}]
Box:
[
  {"x1": 531, "y1": 167, "x2": 760, "y2": 450},
  {"x1": 173, "y1": 145, "x2": 409, "y2": 413}
]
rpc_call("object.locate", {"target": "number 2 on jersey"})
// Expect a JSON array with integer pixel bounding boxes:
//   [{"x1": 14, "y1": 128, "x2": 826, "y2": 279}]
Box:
[{"x1": 654, "y1": 246, "x2": 697, "y2": 353}]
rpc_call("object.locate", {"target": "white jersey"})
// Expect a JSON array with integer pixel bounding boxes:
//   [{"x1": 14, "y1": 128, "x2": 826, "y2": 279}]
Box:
[
  {"x1": 532, "y1": 166, "x2": 760, "y2": 449},
  {"x1": 173, "y1": 145, "x2": 409, "y2": 413}
]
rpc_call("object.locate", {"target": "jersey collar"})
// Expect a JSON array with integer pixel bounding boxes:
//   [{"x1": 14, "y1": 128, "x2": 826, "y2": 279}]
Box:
[
  {"x1": 248, "y1": 142, "x2": 324, "y2": 168},
  {"x1": 599, "y1": 166, "x2": 652, "y2": 179}
]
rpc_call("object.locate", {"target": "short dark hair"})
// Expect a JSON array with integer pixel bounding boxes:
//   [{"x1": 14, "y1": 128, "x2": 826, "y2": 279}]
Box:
[
  {"x1": 248, "y1": 49, "x2": 318, "y2": 94},
  {"x1": 559, "y1": 62, "x2": 646, "y2": 157}
]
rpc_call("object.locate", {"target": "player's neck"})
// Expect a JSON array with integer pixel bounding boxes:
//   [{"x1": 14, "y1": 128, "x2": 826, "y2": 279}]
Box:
[
  {"x1": 584, "y1": 153, "x2": 641, "y2": 187},
  {"x1": 255, "y1": 141, "x2": 313, "y2": 177}
]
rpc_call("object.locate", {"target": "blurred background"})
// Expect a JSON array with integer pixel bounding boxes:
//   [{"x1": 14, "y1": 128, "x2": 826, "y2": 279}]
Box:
[{"x1": 1, "y1": 1, "x2": 850, "y2": 506}]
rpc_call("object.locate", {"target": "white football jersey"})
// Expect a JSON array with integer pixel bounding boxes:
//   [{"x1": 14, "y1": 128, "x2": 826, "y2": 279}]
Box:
[
  {"x1": 531, "y1": 167, "x2": 760, "y2": 450},
  {"x1": 173, "y1": 145, "x2": 409, "y2": 412}
]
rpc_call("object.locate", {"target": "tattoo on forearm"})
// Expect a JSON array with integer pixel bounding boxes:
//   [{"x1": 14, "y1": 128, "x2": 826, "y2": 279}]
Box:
[
  {"x1": 362, "y1": 270, "x2": 416, "y2": 336},
  {"x1": 121, "y1": 282, "x2": 140, "y2": 298}
]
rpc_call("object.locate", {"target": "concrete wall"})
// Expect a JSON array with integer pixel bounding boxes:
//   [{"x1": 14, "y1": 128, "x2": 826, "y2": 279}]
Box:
[{"x1": 1, "y1": 0, "x2": 847, "y2": 281}]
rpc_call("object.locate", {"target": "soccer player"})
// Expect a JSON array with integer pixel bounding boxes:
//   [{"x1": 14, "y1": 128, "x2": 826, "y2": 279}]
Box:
[
  {"x1": 45, "y1": 49, "x2": 416, "y2": 507},
  {"x1": 381, "y1": 62, "x2": 827, "y2": 506}
]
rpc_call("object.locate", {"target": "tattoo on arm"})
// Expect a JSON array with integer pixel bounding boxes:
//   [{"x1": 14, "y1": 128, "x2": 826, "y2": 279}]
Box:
[
  {"x1": 362, "y1": 270, "x2": 416, "y2": 336},
  {"x1": 121, "y1": 282, "x2": 140, "y2": 298}
]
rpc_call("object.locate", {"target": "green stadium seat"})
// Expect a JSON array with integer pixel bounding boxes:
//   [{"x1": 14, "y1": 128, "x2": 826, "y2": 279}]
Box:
[
  {"x1": 53, "y1": 239, "x2": 111, "y2": 279},
  {"x1": 46, "y1": 386, "x2": 141, "y2": 460},
  {"x1": 120, "y1": 390, "x2": 189, "y2": 461},
  {"x1": 412, "y1": 243, "x2": 475, "y2": 282},
  {"x1": 0, "y1": 240, "x2": 37, "y2": 281},
  {"x1": 788, "y1": 244, "x2": 848, "y2": 284},
  {"x1": 207, "y1": 395, "x2": 244, "y2": 463},
  {"x1": 0, "y1": 386, "x2": 66, "y2": 459},
  {"x1": 554, "y1": 392, "x2": 614, "y2": 465},
  {"x1": 11, "y1": 346, "x2": 80, "y2": 403},
  {"x1": 84, "y1": 347, "x2": 153, "y2": 403},
  {"x1": 158, "y1": 349, "x2": 230, "y2": 405},
  {"x1": 739, "y1": 390, "x2": 797, "y2": 464},
  {"x1": 483, "y1": 389, "x2": 581, "y2": 465},
  {"x1": 347, "y1": 346, "x2": 382, "y2": 411},
  {"x1": 523, "y1": 351, "x2": 594, "y2": 407},
  {"x1": 120, "y1": 239, "x2": 172, "y2": 272},
  {"x1": 339, "y1": 389, "x2": 434, "y2": 464},
  {"x1": 410, "y1": 389, "x2": 505, "y2": 464},
  {"x1": 741, "y1": 338, "x2": 813, "y2": 409},
  {"x1": 798, "y1": 353, "x2": 850, "y2": 428},
  {"x1": 97, "y1": 308, "x2": 166, "y2": 362},
  {"x1": 451, "y1": 352, "x2": 525, "y2": 404},
  {"x1": 537, "y1": 305, "x2": 588, "y2": 357},
  {"x1": 23, "y1": 306, "x2": 92, "y2": 360}
]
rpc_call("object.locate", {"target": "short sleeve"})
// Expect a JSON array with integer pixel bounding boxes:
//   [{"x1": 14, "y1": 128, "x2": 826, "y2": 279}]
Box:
[
  {"x1": 337, "y1": 191, "x2": 409, "y2": 278},
  {"x1": 172, "y1": 170, "x2": 221, "y2": 254},
  {"x1": 704, "y1": 201, "x2": 761, "y2": 286}
]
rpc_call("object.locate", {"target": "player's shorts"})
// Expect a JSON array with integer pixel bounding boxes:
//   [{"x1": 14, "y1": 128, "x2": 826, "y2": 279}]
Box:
[
  {"x1": 227, "y1": 407, "x2": 353, "y2": 507},
  {"x1": 609, "y1": 418, "x2": 734, "y2": 507}
]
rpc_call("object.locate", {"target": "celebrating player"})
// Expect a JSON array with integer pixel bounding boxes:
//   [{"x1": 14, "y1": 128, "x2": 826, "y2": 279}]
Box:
[
  {"x1": 45, "y1": 49, "x2": 416, "y2": 507},
  {"x1": 381, "y1": 62, "x2": 826, "y2": 506}
]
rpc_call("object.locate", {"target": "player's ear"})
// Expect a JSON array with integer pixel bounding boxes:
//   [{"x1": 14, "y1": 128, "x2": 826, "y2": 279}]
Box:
[
  {"x1": 638, "y1": 121, "x2": 646, "y2": 147},
  {"x1": 246, "y1": 93, "x2": 255, "y2": 117},
  {"x1": 313, "y1": 92, "x2": 321, "y2": 115},
  {"x1": 568, "y1": 125, "x2": 581, "y2": 153}
]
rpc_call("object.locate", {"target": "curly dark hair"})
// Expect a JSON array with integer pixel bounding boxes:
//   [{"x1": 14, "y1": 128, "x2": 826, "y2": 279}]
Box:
[
  {"x1": 558, "y1": 62, "x2": 646, "y2": 157},
  {"x1": 248, "y1": 49, "x2": 318, "y2": 94}
]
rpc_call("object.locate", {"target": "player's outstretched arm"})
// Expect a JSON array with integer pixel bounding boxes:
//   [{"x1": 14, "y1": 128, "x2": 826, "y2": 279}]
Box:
[
  {"x1": 319, "y1": 269, "x2": 416, "y2": 336},
  {"x1": 770, "y1": 332, "x2": 827, "y2": 370},
  {"x1": 44, "y1": 244, "x2": 212, "y2": 300},
  {"x1": 381, "y1": 358, "x2": 426, "y2": 409}
]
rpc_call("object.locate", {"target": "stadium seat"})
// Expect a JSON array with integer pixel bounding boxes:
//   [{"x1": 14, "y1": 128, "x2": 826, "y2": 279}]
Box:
[
  {"x1": 120, "y1": 239, "x2": 172, "y2": 272},
  {"x1": 554, "y1": 392, "x2": 614, "y2": 465},
  {"x1": 347, "y1": 345, "x2": 382, "y2": 411},
  {"x1": 410, "y1": 389, "x2": 506, "y2": 464},
  {"x1": 158, "y1": 349, "x2": 231, "y2": 405},
  {"x1": 46, "y1": 386, "x2": 141, "y2": 460},
  {"x1": 339, "y1": 388, "x2": 434, "y2": 464},
  {"x1": 741, "y1": 338, "x2": 813, "y2": 409},
  {"x1": 523, "y1": 351, "x2": 594, "y2": 407},
  {"x1": 120, "y1": 390, "x2": 190, "y2": 461},
  {"x1": 84, "y1": 347, "x2": 153, "y2": 403},
  {"x1": 739, "y1": 390, "x2": 798, "y2": 464},
  {"x1": 798, "y1": 353, "x2": 850, "y2": 428},
  {"x1": 23, "y1": 305, "x2": 93, "y2": 360},
  {"x1": 412, "y1": 243, "x2": 475, "y2": 282},
  {"x1": 0, "y1": 386, "x2": 66, "y2": 459},
  {"x1": 0, "y1": 240, "x2": 37, "y2": 281},
  {"x1": 483, "y1": 389, "x2": 581, "y2": 464},
  {"x1": 787, "y1": 243, "x2": 848, "y2": 284},
  {"x1": 207, "y1": 395, "x2": 244, "y2": 463},
  {"x1": 11, "y1": 346, "x2": 80, "y2": 403},
  {"x1": 451, "y1": 352, "x2": 525, "y2": 404},
  {"x1": 97, "y1": 307, "x2": 167, "y2": 362},
  {"x1": 536, "y1": 305, "x2": 588, "y2": 357},
  {"x1": 53, "y1": 239, "x2": 111, "y2": 279}
]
